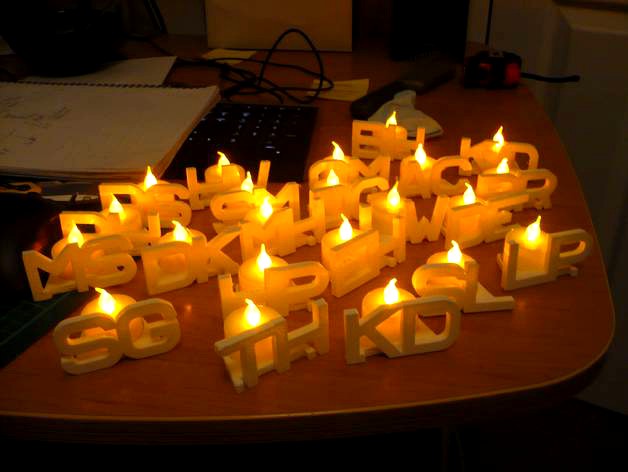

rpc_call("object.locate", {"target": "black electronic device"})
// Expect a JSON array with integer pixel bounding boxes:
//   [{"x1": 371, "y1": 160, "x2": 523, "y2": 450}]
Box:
[
  {"x1": 164, "y1": 101, "x2": 318, "y2": 183},
  {"x1": 463, "y1": 50, "x2": 522, "y2": 88}
]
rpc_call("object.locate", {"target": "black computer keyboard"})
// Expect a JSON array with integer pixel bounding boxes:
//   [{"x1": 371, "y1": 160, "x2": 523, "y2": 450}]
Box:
[{"x1": 163, "y1": 101, "x2": 318, "y2": 182}]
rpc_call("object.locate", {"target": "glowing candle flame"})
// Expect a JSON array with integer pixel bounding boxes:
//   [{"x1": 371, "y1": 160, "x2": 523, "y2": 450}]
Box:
[
  {"x1": 496, "y1": 157, "x2": 510, "y2": 174},
  {"x1": 67, "y1": 222, "x2": 84, "y2": 247},
  {"x1": 492, "y1": 126, "x2": 505, "y2": 151},
  {"x1": 383, "y1": 278, "x2": 399, "y2": 304},
  {"x1": 216, "y1": 151, "x2": 230, "y2": 176},
  {"x1": 387, "y1": 181, "x2": 401, "y2": 209},
  {"x1": 385, "y1": 110, "x2": 397, "y2": 128},
  {"x1": 241, "y1": 171, "x2": 254, "y2": 193},
  {"x1": 260, "y1": 196, "x2": 273, "y2": 221},
  {"x1": 108, "y1": 196, "x2": 126, "y2": 222},
  {"x1": 415, "y1": 143, "x2": 427, "y2": 169},
  {"x1": 463, "y1": 182, "x2": 476, "y2": 205},
  {"x1": 326, "y1": 168, "x2": 340, "y2": 186},
  {"x1": 339, "y1": 213, "x2": 353, "y2": 241},
  {"x1": 526, "y1": 216, "x2": 542, "y2": 243},
  {"x1": 95, "y1": 287, "x2": 116, "y2": 316},
  {"x1": 447, "y1": 240, "x2": 464, "y2": 266},
  {"x1": 256, "y1": 243, "x2": 272, "y2": 271},
  {"x1": 331, "y1": 141, "x2": 345, "y2": 160},
  {"x1": 172, "y1": 220, "x2": 190, "y2": 242},
  {"x1": 143, "y1": 166, "x2": 158, "y2": 190},
  {"x1": 244, "y1": 298, "x2": 261, "y2": 328}
]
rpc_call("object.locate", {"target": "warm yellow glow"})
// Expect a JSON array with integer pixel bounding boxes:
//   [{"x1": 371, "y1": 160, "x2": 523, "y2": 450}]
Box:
[
  {"x1": 414, "y1": 143, "x2": 427, "y2": 169},
  {"x1": 387, "y1": 181, "x2": 401, "y2": 209},
  {"x1": 385, "y1": 110, "x2": 397, "y2": 128},
  {"x1": 331, "y1": 141, "x2": 345, "y2": 161},
  {"x1": 143, "y1": 166, "x2": 158, "y2": 190},
  {"x1": 172, "y1": 220, "x2": 190, "y2": 242},
  {"x1": 326, "y1": 168, "x2": 340, "y2": 186},
  {"x1": 67, "y1": 222, "x2": 84, "y2": 247},
  {"x1": 447, "y1": 240, "x2": 464, "y2": 266},
  {"x1": 216, "y1": 151, "x2": 230, "y2": 176},
  {"x1": 241, "y1": 171, "x2": 254, "y2": 193},
  {"x1": 256, "y1": 243, "x2": 272, "y2": 272},
  {"x1": 492, "y1": 125, "x2": 505, "y2": 151},
  {"x1": 244, "y1": 298, "x2": 261, "y2": 328},
  {"x1": 259, "y1": 196, "x2": 273, "y2": 221},
  {"x1": 95, "y1": 287, "x2": 116, "y2": 316},
  {"x1": 108, "y1": 196, "x2": 126, "y2": 222},
  {"x1": 383, "y1": 278, "x2": 399, "y2": 304},
  {"x1": 526, "y1": 216, "x2": 542, "y2": 243},
  {"x1": 463, "y1": 182, "x2": 476, "y2": 205},
  {"x1": 496, "y1": 157, "x2": 510, "y2": 174},
  {"x1": 339, "y1": 213, "x2": 353, "y2": 241}
]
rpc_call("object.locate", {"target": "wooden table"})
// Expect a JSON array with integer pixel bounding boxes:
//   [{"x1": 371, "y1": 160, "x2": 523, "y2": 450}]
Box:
[{"x1": 0, "y1": 38, "x2": 615, "y2": 444}]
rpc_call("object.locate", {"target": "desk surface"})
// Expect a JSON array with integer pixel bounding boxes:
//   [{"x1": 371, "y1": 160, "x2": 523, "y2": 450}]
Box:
[{"x1": 0, "y1": 38, "x2": 615, "y2": 444}]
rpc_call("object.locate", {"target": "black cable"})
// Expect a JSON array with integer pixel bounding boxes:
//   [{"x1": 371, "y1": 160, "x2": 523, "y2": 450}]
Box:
[
  {"x1": 133, "y1": 28, "x2": 334, "y2": 103},
  {"x1": 485, "y1": 0, "x2": 494, "y2": 45},
  {"x1": 521, "y1": 72, "x2": 580, "y2": 83},
  {"x1": 144, "y1": 0, "x2": 168, "y2": 34}
]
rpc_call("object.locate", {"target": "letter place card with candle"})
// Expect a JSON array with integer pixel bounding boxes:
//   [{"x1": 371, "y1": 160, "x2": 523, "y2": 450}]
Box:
[{"x1": 22, "y1": 122, "x2": 595, "y2": 392}]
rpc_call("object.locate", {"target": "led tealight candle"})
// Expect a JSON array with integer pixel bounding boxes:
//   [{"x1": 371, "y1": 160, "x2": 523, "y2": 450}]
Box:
[
  {"x1": 498, "y1": 216, "x2": 593, "y2": 290},
  {"x1": 367, "y1": 181, "x2": 407, "y2": 237},
  {"x1": 361, "y1": 278, "x2": 415, "y2": 340},
  {"x1": 351, "y1": 112, "x2": 416, "y2": 160},
  {"x1": 321, "y1": 213, "x2": 357, "y2": 269},
  {"x1": 398, "y1": 143, "x2": 437, "y2": 198},
  {"x1": 344, "y1": 287, "x2": 462, "y2": 364},
  {"x1": 444, "y1": 181, "x2": 528, "y2": 249},
  {"x1": 54, "y1": 290, "x2": 180, "y2": 374},
  {"x1": 104, "y1": 195, "x2": 142, "y2": 233},
  {"x1": 51, "y1": 222, "x2": 85, "y2": 279},
  {"x1": 80, "y1": 288, "x2": 142, "y2": 337},
  {"x1": 223, "y1": 298, "x2": 283, "y2": 366},
  {"x1": 460, "y1": 126, "x2": 540, "y2": 175},
  {"x1": 238, "y1": 243, "x2": 288, "y2": 291},
  {"x1": 411, "y1": 240, "x2": 515, "y2": 313}
]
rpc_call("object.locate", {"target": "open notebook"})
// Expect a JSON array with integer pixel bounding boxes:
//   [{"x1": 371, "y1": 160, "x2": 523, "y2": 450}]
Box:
[{"x1": 0, "y1": 81, "x2": 219, "y2": 180}]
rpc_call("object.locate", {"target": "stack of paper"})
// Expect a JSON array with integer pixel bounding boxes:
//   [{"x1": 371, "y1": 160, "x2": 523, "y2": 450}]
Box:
[{"x1": 0, "y1": 74, "x2": 218, "y2": 180}]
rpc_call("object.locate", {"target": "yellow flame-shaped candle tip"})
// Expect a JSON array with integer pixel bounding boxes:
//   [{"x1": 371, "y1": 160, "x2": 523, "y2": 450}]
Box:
[
  {"x1": 244, "y1": 298, "x2": 262, "y2": 328},
  {"x1": 67, "y1": 222, "x2": 84, "y2": 247},
  {"x1": 95, "y1": 287, "x2": 116, "y2": 316},
  {"x1": 326, "y1": 168, "x2": 340, "y2": 186},
  {"x1": 259, "y1": 196, "x2": 273, "y2": 221},
  {"x1": 143, "y1": 166, "x2": 158, "y2": 190},
  {"x1": 339, "y1": 213, "x2": 353, "y2": 241},
  {"x1": 496, "y1": 157, "x2": 510, "y2": 174},
  {"x1": 492, "y1": 126, "x2": 505, "y2": 151},
  {"x1": 108, "y1": 196, "x2": 126, "y2": 222},
  {"x1": 463, "y1": 182, "x2": 476, "y2": 205},
  {"x1": 241, "y1": 171, "x2": 254, "y2": 193},
  {"x1": 385, "y1": 110, "x2": 397, "y2": 128},
  {"x1": 256, "y1": 243, "x2": 272, "y2": 271},
  {"x1": 172, "y1": 220, "x2": 189, "y2": 242},
  {"x1": 387, "y1": 181, "x2": 401, "y2": 209},
  {"x1": 526, "y1": 216, "x2": 542, "y2": 243},
  {"x1": 447, "y1": 240, "x2": 464, "y2": 266},
  {"x1": 415, "y1": 143, "x2": 427, "y2": 168},
  {"x1": 383, "y1": 278, "x2": 399, "y2": 304},
  {"x1": 216, "y1": 151, "x2": 230, "y2": 176},
  {"x1": 331, "y1": 141, "x2": 345, "y2": 161}
]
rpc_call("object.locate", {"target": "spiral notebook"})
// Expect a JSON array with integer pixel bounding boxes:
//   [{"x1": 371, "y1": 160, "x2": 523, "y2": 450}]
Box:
[{"x1": 0, "y1": 80, "x2": 219, "y2": 180}]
